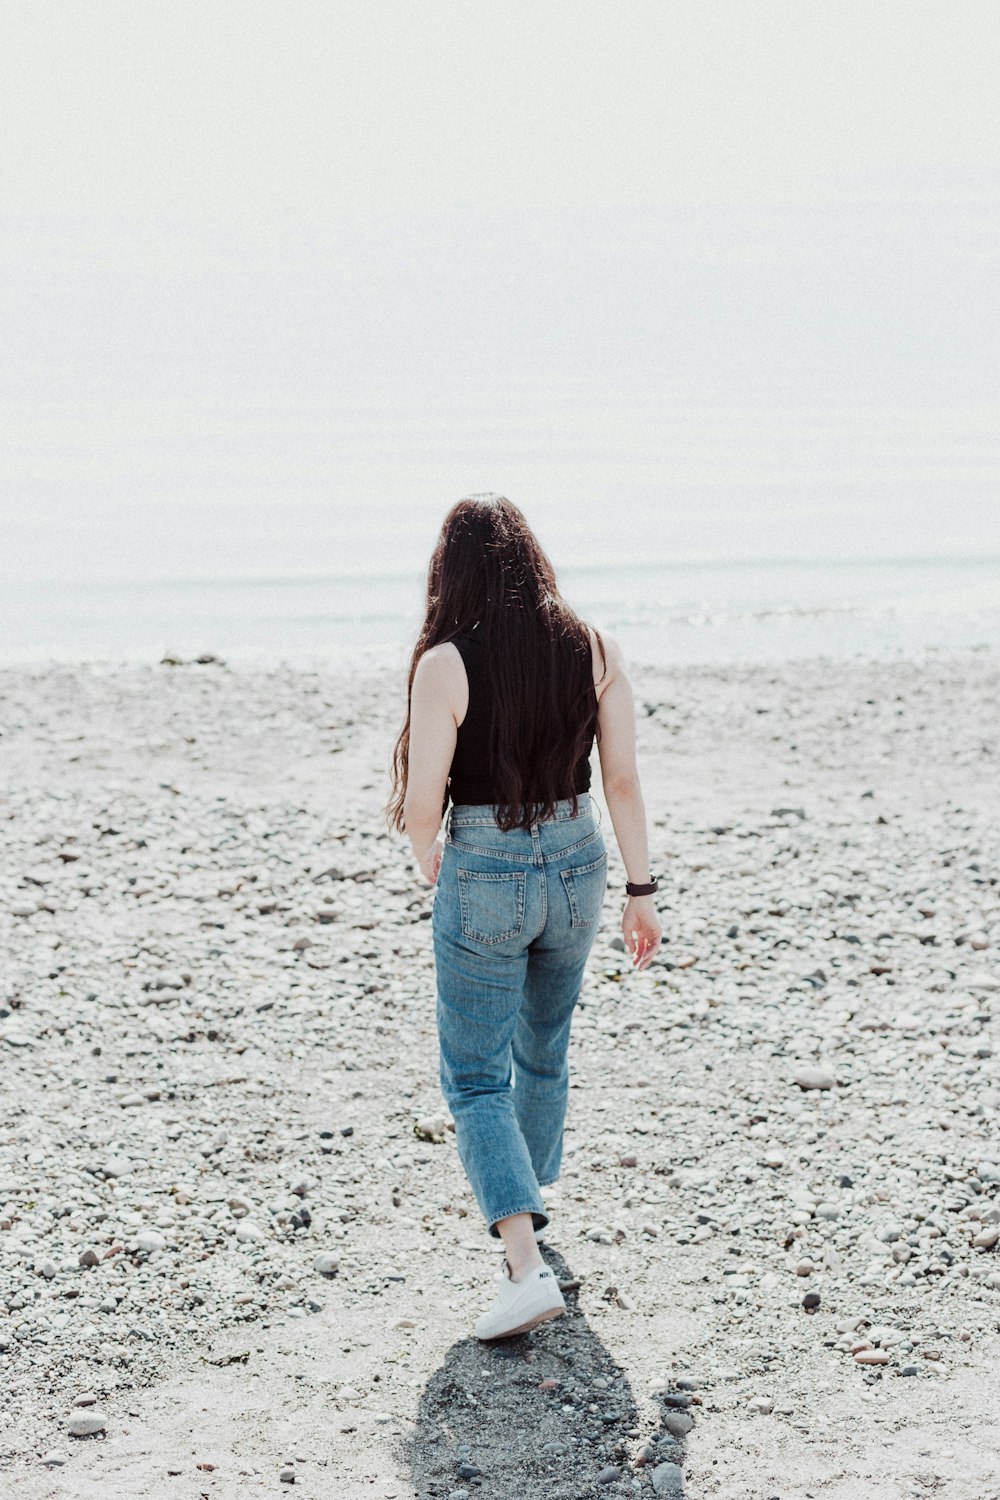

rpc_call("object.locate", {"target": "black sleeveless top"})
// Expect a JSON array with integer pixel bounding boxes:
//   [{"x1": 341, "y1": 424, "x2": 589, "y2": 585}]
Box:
[{"x1": 447, "y1": 626, "x2": 594, "y2": 807}]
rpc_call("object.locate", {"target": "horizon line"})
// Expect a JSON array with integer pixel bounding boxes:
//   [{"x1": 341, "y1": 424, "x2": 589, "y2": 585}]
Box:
[{"x1": 2, "y1": 552, "x2": 999, "y2": 590}]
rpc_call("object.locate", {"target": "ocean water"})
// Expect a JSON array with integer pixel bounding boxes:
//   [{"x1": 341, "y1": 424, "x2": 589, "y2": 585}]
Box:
[{"x1": 1, "y1": 556, "x2": 998, "y2": 671}]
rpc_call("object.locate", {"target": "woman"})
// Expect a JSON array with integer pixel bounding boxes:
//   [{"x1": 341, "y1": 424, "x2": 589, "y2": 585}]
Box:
[{"x1": 385, "y1": 495, "x2": 662, "y2": 1340}]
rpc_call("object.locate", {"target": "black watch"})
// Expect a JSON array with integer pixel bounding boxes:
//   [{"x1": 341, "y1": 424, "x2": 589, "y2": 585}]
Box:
[{"x1": 625, "y1": 875, "x2": 659, "y2": 897}]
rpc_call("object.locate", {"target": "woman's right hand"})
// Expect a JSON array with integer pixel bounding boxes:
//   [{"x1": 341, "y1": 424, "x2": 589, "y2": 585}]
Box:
[{"x1": 623, "y1": 895, "x2": 663, "y2": 970}]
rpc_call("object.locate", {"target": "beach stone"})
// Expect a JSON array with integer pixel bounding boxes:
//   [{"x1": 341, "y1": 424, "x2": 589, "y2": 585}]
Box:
[
  {"x1": 794, "y1": 1065, "x2": 836, "y2": 1090},
  {"x1": 279, "y1": 1465, "x2": 296, "y2": 1483},
  {"x1": 101, "y1": 1155, "x2": 135, "y2": 1178},
  {"x1": 41, "y1": 1450, "x2": 67, "y2": 1466},
  {"x1": 597, "y1": 1464, "x2": 620, "y2": 1484},
  {"x1": 135, "y1": 1230, "x2": 166, "y2": 1253},
  {"x1": 67, "y1": 1408, "x2": 107, "y2": 1437},
  {"x1": 149, "y1": 971, "x2": 185, "y2": 990},
  {"x1": 235, "y1": 1221, "x2": 266, "y2": 1243},
  {"x1": 651, "y1": 1460, "x2": 685, "y2": 1496},
  {"x1": 972, "y1": 1226, "x2": 999, "y2": 1250},
  {"x1": 313, "y1": 1252, "x2": 340, "y2": 1276},
  {"x1": 78, "y1": 1247, "x2": 100, "y2": 1268},
  {"x1": 854, "y1": 1349, "x2": 890, "y2": 1365},
  {"x1": 662, "y1": 1410, "x2": 694, "y2": 1439},
  {"x1": 73, "y1": 1391, "x2": 99, "y2": 1406}
]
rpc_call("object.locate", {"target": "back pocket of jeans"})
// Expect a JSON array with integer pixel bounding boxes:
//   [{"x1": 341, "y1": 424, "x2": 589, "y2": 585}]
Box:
[
  {"x1": 457, "y1": 867, "x2": 527, "y2": 945},
  {"x1": 560, "y1": 851, "x2": 608, "y2": 928}
]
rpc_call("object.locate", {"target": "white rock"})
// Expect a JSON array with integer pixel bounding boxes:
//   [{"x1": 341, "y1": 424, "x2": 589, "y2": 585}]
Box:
[
  {"x1": 67, "y1": 1408, "x2": 108, "y2": 1437},
  {"x1": 135, "y1": 1230, "x2": 166, "y2": 1253},
  {"x1": 794, "y1": 1065, "x2": 836, "y2": 1090},
  {"x1": 313, "y1": 1252, "x2": 340, "y2": 1276},
  {"x1": 102, "y1": 1155, "x2": 135, "y2": 1178}
]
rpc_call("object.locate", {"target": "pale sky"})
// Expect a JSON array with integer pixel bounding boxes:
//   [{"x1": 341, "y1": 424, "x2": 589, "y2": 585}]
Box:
[{"x1": 2, "y1": 2, "x2": 998, "y2": 582}]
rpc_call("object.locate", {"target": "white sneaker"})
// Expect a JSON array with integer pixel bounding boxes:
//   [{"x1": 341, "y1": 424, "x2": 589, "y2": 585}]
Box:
[{"x1": 474, "y1": 1258, "x2": 566, "y2": 1341}]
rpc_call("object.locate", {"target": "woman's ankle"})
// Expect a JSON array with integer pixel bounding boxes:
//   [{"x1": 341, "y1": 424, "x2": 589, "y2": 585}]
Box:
[{"x1": 506, "y1": 1248, "x2": 545, "y2": 1282}]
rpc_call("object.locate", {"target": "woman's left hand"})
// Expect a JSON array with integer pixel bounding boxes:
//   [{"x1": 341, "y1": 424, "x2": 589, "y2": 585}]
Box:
[{"x1": 414, "y1": 837, "x2": 444, "y2": 886}]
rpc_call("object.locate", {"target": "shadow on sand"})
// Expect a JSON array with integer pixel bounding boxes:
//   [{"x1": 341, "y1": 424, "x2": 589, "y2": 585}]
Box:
[{"x1": 399, "y1": 1244, "x2": 691, "y2": 1499}]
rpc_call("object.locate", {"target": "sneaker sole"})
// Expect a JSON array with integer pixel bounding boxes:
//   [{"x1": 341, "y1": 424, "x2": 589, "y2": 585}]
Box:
[{"x1": 476, "y1": 1304, "x2": 565, "y2": 1341}]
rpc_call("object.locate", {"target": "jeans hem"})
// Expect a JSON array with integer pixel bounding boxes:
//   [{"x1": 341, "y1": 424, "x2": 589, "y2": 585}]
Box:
[{"x1": 487, "y1": 1203, "x2": 550, "y2": 1239}]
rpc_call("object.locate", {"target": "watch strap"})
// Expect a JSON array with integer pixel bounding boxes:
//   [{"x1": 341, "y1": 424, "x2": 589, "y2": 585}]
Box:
[{"x1": 625, "y1": 875, "x2": 659, "y2": 897}]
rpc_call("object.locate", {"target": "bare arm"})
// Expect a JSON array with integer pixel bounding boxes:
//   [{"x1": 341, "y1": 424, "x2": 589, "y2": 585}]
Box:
[
  {"x1": 402, "y1": 646, "x2": 460, "y2": 880},
  {"x1": 594, "y1": 631, "x2": 662, "y2": 968},
  {"x1": 595, "y1": 632, "x2": 653, "y2": 883}
]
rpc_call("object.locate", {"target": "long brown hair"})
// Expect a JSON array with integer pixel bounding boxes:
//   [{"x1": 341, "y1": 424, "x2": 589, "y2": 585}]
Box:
[{"x1": 385, "y1": 494, "x2": 606, "y2": 834}]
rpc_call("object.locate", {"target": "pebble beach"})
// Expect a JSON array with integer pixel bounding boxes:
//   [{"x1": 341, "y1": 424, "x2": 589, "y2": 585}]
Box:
[{"x1": 2, "y1": 649, "x2": 999, "y2": 1499}]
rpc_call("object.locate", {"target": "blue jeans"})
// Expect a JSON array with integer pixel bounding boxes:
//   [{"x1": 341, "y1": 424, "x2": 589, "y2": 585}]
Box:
[{"x1": 431, "y1": 793, "x2": 607, "y2": 1239}]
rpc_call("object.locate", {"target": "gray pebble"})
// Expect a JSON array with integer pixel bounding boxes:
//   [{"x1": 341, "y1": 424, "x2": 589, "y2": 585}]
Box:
[
  {"x1": 651, "y1": 1461, "x2": 685, "y2": 1497},
  {"x1": 662, "y1": 1410, "x2": 695, "y2": 1439}
]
